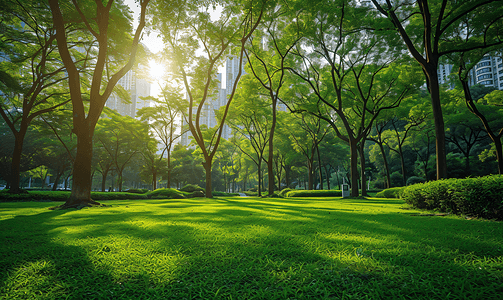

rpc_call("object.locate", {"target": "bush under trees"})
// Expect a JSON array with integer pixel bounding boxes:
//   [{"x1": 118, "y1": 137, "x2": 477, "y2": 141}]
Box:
[{"x1": 401, "y1": 175, "x2": 503, "y2": 220}]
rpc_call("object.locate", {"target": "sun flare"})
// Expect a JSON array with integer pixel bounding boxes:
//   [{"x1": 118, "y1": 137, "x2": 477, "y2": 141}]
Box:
[{"x1": 148, "y1": 59, "x2": 166, "y2": 81}]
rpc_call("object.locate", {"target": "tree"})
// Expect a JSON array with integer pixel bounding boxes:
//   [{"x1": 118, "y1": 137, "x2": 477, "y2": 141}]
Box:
[
  {"x1": 287, "y1": 0, "x2": 416, "y2": 196},
  {"x1": 287, "y1": 113, "x2": 329, "y2": 190},
  {"x1": 444, "y1": 89, "x2": 490, "y2": 175},
  {"x1": 137, "y1": 80, "x2": 187, "y2": 189},
  {"x1": 48, "y1": 0, "x2": 151, "y2": 208},
  {"x1": 0, "y1": 0, "x2": 77, "y2": 193},
  {"x1": 170, "y1": 144, "x2": 205, "y2": 189},
  {"x1": 243, "y1": 5, "x2": 301, "y2": 196},
  {"x1": 370, "y1": 0, "x2": 503, "y2": 180},
  {"x1": 457, "y1": 58, "x2": 503, "y2": 174},
  {"x1": 227, "y1": 74, "x2": 273, "y2": 196},
  {"x1": 151, "y1": 0, "x2": 268, "y2": 198},
  {"x1": 94, "y1": 110, "x2": 149, "y2": 192}
]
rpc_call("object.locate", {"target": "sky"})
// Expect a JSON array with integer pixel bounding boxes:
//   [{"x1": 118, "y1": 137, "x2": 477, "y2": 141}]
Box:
[
  {"x1": 125, "y1": 0, "x2": 164, "y2": 54},
  {"x1": 124, "y1": 0, "x2": 227, "y2": 97}
]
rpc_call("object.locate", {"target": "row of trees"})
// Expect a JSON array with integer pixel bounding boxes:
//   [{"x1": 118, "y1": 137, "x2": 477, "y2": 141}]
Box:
[
  {"x1": 2, "y1": 81, "x2": 500, "y2": 194},
  {"x1": 1, "y1": 0, "x2": 502, "y2": 208}
]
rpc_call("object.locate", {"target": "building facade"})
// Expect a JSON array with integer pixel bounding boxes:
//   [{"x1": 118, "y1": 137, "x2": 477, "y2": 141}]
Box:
[
  {"x1": 438, "y1": 53, "x2": 503, "y2": 90},
  {"x1": 105, "y1": 69, "x2": 151, "y2": 119},
  {"x1": 180, "y1": 56, "x2": 244, "y2": 146}
]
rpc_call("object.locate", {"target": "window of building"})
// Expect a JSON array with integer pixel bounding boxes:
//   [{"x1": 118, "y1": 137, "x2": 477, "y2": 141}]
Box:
[
  {"x1": 478, "y1": 74, "x2": 492, "y2": 80},
  {"x1": 476, "y1": 67, "x2": 491, "y2": 75},
  {"x1": 481, "y1": 56, "x2": 491, "y2": 61},
  {"x1": 499, "y1": 63, "x2": 503, "y2": 68},
  {"x1": 478, "y1": 61, "x2": 491, "y2": 67},
  {"x1": 479, "y1": 80, "x2": 494, "y2": 85}
]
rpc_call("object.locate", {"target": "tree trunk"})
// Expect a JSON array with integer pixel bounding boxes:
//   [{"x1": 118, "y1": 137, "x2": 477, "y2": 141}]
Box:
[
  {"x1": 8, "y1": 127, "x2": 28, "y2": 194},
  {"x1": 101, "y1": 168, "x2": 110, "y2": 192},
  {"x1": 316, "y1": 144, "x2": 323, "y2": 190},
  {"x1": 152, "y1": 171, "x2": 157, "y2": 190},
  {"x1": 359, "y1": 142, "x2": 367, "y2": 197},
  {"x1": 307, "y1": 160, "x2": 314, "y2": 190},
  {"x1": 324, "y1": 164, "x2": 331, "y2": 190},
  {"x1": 377, "y1": 142, "x2": 391, "y2": 188},
  {"x1": 267, "y1": 98, "x2": 277, "y2": 196},
  {"x1": 349, "y1": 139, "x2": 359, "y2": 197},
  {"x1": 55, "y1": 128, "x2": 101, "y2": 209},
  {"x1": 494, "y1": 138, "x2": 503, "y2": 174},
  {"x1": 52, "y1": 170, "x2": 64, "y2": 191},
  {"x1": 398, "y1": 143, "x2": 406, "y2": 186},
  {"x1": 203, "y1": 160, "x2": 213, "y2": 198},
  {"x1": 426, "y1": 68, "x2": 448, "y2": 180}
]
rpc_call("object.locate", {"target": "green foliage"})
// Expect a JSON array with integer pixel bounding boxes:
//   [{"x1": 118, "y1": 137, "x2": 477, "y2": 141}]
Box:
[
  {"x1": 179, "y1": 184, "x2": 205, "y2": 193},
  {"x1": 124, "y1": 189, "x2": 149, "y2": 194},
  {"x1": 278, "y1": 188, "x2": 293, "y2": 197},
  {"x1": 390, "y1": 171, "x2": 404, "y2": 187},
  {"x1": 284, "y1": 190, "x2": 342, "y2": 198},
  {"x1": 212, "y1": 191, "x2": 240, "y2": 197},
  {"x1": 401, "y1": 175, "x2": 503, "y2": 220},
  {"x1": 375, "y1": 187, "x2": 405, "y2": 199},
  {"x1": 406, "y1": 176, "x2": 425, "y2": 186},
  {"x1": 0, "y1": 190, "x2": 147, "y2": 202},
  {"x1": 146, "y1": 188, "x2": 186, "y2": 199}
]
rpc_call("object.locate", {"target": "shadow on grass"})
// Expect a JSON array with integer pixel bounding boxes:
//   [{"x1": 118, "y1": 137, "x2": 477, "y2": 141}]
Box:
[
  {"x1": 0, "y1": 209, "x2": 121, "y2": 299},
  {"x1": 0, "y1": 198, "x2": 502, "y2": 299}
]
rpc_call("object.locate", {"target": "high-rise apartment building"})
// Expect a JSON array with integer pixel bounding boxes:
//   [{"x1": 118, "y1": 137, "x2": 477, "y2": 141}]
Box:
[
  {"x1": 180, "y1": 56, "x2": 244, "y2": 146},
  {"x1": 105, "y1": 69, "x2": 151, "y2": 119},
  {"x1": 438, "y1": 53, "x2": 503, "y2": 90}
]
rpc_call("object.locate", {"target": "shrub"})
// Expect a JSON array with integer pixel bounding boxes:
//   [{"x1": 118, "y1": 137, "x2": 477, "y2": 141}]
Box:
[
  {"x1": 390, "y1": 171, "x2": 404, "y2": 187},
  {"x1": 401, "y1": 175, "x2": 503, "y2": 220},
  {"x1": 212, "y1": 191, "x2": 240, "y2": 196},
  {"x1": 187, "y1": 190, "x2": 205, "y2": 198},
  {"x1": 91, "y1": 192, "x2": 148, "y2": 200},
  {"x1": 406, "y1": 176, "x2": 425, "y2": 186},
  {"x1": 284, "y1": 190, "x2": 342, "y2": 198},
  {"x1": 0, "y1": 190, "x2": 148, "y2": 202},
  {"x1": 124, "y1": 189, "x2": 149, "y2": 194},
  {"x1": 146, "y1": 188, "x2": 186, "y2": 199},
  {"x1": 278, "y1": 188, "x2": 293, "y2": 197},
  {"x1": 375, "y1": 187, "x2": 406, "y2": 199},
  {"x1": 179, "y1": 184, "x2": 205, "y2": 193}
]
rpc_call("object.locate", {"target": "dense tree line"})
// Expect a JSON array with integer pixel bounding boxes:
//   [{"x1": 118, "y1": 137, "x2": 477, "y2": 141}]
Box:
[{"x1": 1, "y1": 0, "x2": 502, "y2": 204}]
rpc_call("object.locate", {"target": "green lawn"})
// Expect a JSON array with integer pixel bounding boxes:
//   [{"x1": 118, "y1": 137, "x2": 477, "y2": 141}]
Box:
[{"x1": 0, "y1": 197, "x2": 501, "y2": 299}]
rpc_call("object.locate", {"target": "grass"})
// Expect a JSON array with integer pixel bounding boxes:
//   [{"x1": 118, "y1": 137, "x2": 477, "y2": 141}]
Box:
[{"x1": 0, "y1": 196, "x2": 502, "y2": 299}]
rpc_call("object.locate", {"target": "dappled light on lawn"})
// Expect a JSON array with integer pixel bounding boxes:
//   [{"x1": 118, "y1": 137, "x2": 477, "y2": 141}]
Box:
[{"x1": 1, "y1": 198, "x2": 502, "y2": 299}]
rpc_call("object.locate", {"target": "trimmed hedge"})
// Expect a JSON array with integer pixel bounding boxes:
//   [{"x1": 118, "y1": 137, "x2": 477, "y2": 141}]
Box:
[
  {"x1": 124, "y1": 188, "x2": 149, "y2": 194},
  {"x1": 375, "y1": 187, "x2": 406, "y2": 199},
  {"x1": 401, "y1": 175, "x2": 503, "y2": 220},
  {"x1": 146, "y1": 188, "x2": 187, "y2": 199},
  {"x1": 179, "y1": 184, "x2": 205, "y2": 193},
  {"x1": 212, "y1": 191, "x2": 240, "y2": 196},
  {"x1": 0, "y1": 190, "x2": 148, "y2": 202},
  {"x1": 284, "y1": 190, "x2": 342, "y2": 198}
]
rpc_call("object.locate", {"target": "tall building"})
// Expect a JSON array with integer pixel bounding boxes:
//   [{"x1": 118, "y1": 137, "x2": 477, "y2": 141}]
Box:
[
  {"x1": 473, "y1": 55, "x2": 503, "y2": 90},
  {"x1": 438, "y1": 53, "x2": 503, "y2": 90},
  {"x1": 180, "y1": 56, "x2": 244, "y2": 146},
  {"x1": 105, "y1": 69, "x2": 151, "y2": 119}
]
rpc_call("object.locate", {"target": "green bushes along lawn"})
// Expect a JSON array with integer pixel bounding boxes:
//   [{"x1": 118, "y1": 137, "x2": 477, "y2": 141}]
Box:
[{"x1": 401, "y1": 175, "x2": 503, "y2": 220}]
